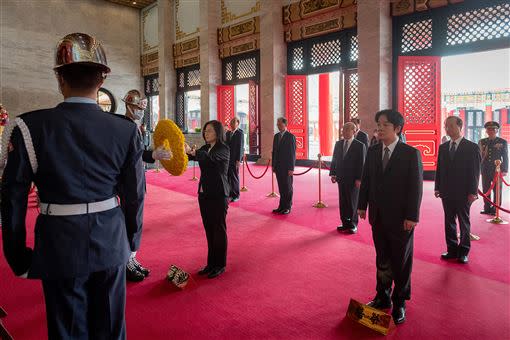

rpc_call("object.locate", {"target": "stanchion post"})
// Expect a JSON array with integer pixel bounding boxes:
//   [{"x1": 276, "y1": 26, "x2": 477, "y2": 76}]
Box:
[
  {"x1": 155, "y1": 160, "x2": 160, "y2": 173},
  {"x1": 241, "y1": 154, "x2": 248, "y2": 192},
  {"x1": 190, "y1": 144, "x2": 198, "y2": 181},
  {"x1": 487, "y1": 159, "x2": 508, "y2": 224},
  {"x1": 313, "y1": 153, "x2": 327, "y2": 208},
  {"x1": 267, "y1": 159, "x2": 279, "y2": 198}
]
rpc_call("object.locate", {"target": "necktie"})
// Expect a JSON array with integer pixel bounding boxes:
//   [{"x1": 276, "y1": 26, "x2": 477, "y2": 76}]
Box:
[
  {"x1": 449, "y1": 141, "x2": 456, "y2": 160},
  {"x1": 343, "y1": 140, "x2": 349, "y2": 158},
  {"x1": 382, "y1": 147, "x2": 390, "y2": 171}
]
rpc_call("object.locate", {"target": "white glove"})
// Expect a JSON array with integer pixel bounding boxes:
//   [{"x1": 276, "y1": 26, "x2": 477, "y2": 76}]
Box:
[{"x1": 152, "y1": 146, "x2": 172, "y2": 161}]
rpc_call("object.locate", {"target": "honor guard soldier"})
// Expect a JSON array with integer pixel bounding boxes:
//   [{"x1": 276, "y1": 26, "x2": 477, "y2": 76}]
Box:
[
  {"x1": 479, "y1": 121, "x2": 508, "y2": 215},
  {"x1": 1, "y1": 33, "x2": 145, "y2": 339},
  {"x1": 122, "y1": 89, "x2": 171, "y2": 282}
]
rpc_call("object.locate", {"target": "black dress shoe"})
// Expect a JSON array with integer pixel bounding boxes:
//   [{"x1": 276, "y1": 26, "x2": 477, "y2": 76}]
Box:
[
  {"x1": 198, "y1": 266, "x2": 212, "y2": 275},
  {"x1": 131, "y1": 258, "x2": 150, "y2": 277},
  {"x1": 336, "y1": 225, "x2": 348, "y2": 231},
  {"x1": 366, "y1": 298, "x2": 392, "y2": 310},
  {"x1": 392, "y1": 306, "x2": 406, "y2": 324},
  {"x1": 441, "y1": 252, "x2": 457, "y2": 260},
  {"x1": 126, "y1": 263, "x2": 145, "y2": 282},
  {"x1": 207, "y1": 267, "x2": 225, "y2": 279},
  {"x1": 280, "y1": 209, "x2": 291, "y2": 215},
  {"x1": 230, "y1": 197, "x2": 239, "y2": 202},
  {"x1": 348, "y1": 226, "x2": 358, "y2": 234},
  {"x1": 457, "y1": 255, "x2": 468, "y2": 264},
  {"x1": 480, "y1": 210, "x2": 491, "y2": 215},
  {"x1": 272, "y1": 208, "x2": 282, "y2": 214}
]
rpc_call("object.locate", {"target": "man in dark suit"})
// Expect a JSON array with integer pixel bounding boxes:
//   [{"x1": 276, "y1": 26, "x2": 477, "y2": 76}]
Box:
[
  {"x1": 1, "y1": 33, "x2": 145, "y2": 339},
  {"x1": 330, "y1": 122, "x2": 366, "y2": 234},
  {"x1": 351, "y1": 118, "x2": 369, "y2": 149},
  {"x1": 435, "y1": 116, "x2": 481, "y2": 264},
  {"x1": 122, "y1": 89, "x2": 171, "y2": 282},
  {"x1": 226, "y1": 117, "x2": 244, "y2": 202},
  {"x1": 271, "y1": 117, "x2": 296, "y2": 215},
  {"x1": 478, "y1": 121, "x2": 508, "y2": 215},
  {"x1": 358, "y1": 109, "x2": 423, "y2": 325}
]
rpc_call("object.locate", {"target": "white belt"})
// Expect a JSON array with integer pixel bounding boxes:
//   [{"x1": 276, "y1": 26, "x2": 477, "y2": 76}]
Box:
[{"x1": 40, "y1": 197, "x2": 119, "y2": 216}]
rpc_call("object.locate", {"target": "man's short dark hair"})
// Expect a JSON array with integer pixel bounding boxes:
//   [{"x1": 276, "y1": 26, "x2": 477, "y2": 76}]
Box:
[
  {"x1": 56, "y1": 63, "x2": 105, "y2": 90},
  {"x1": 446, "y1": 115, "x2": 463, "y2": 129},
  {"x1": 375, "y1": 109, "x2": 405, "y2": 132},
  {"x1": 277, "y1": 117, "x2": 288, "y2": 125}
]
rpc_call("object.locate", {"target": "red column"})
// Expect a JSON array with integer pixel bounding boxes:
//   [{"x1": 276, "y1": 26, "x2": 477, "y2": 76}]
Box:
[{"x1": 319, "y1": 73, "x2": 333, "y2": 156}]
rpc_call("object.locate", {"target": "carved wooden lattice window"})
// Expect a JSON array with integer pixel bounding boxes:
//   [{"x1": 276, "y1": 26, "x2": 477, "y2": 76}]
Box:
[
  {"x1": 144, "y1": 74, "x2": 159, "y2": 96},
  {"x1": 344, "y1": 69, "x2": 359, "y2": 121},
  {"x1": 178, "y1": 72, "x2": 185, "y2": 89},
  {"x1": 291, "y1": 46, "x2": 304, "y2": 71},
  {"x1": 349, "y1": 35, "x2": 359, "y2": 62},
  {"x1": 222, "y1": 51, "x2": 260, "y2": 85},
  {"x1": 401, "y1": 19, "x2": 433, "y2": 53},
  {"x1": 402, "y1": 62, "x2": 437, "y2": 125},
  {"x1": 237, "y1": 57, "x2": 257, "y2": 79},
  {"x1": 286, "y1": 76, "x2": 308, "y2": 159},
  {"x1": 310, "y1": 39, "x2": 342, "y2": 68},
  {"x1": 446, "y1": 3, "x2": 510, "y2": 46},
  {"x1": 176, "y1": 65, "x2": 200, "y2": 92},
  {"x1": 176, "y1": 91, "x2": 185, "y2": 129},
  {"x1": 187, "y1": 69, "x2": 200, "y2": 87}
]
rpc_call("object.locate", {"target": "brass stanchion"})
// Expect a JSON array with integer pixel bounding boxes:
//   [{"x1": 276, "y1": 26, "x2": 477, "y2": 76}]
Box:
[
  {"x1": 241, "y1": 154, "x2": 248, "y2": 192},
  {"x1": 313, "y1": 153, "x2": 327, "y2": 208},
  {"x1": 487, "y1": 159, "x2": 508, "y2": 224},
  {"x1": 190, "y1": 161, "x2": 198, "y2": 181},
  {"x1": 267, "y1": 160, "x2": 279, "y2": 197},
  {"x1": 155, "y1": 160, "x2": 160, "y2": 173}
]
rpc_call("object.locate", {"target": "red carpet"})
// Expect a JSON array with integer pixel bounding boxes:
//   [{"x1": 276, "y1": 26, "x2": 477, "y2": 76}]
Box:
[{"x1": 1, "y1": 164, "x2": 509, "y2": 339}]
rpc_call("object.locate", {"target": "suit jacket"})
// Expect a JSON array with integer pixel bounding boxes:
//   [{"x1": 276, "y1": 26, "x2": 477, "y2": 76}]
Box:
[
  {"x1": 435, "y1": 138, "x2": 481, "y2": 200},
  {"x1": 226, "y1": 129, "x2": 244, "y2": 165},
  {"x1": 1, "y1": 102, "x2": 145, "y2": 279},
  {"x1": 272, "y1": 131, "x2": 296, "y2": 172},
  {"x1": 355, "y1": 130, "x2": 369, "y2": 148},
  {"x1": 329, "y1": 139, "x2": 366, "y2": 182},
  {"x1": 479, "y1": 137, "x2": 508, "y2": 173},
  {"x1": 188, "y1": 143, "x2": 230, "y2": 198},
  {"x1": 358, "y1": 142, "x2": 423, "y2": 228}
]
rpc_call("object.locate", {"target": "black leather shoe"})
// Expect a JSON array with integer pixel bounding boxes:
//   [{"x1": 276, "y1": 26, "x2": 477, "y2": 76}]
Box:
[
  {"x1": 126, "y1": 263, "x2": 145, "y2": 282},
  {"x1": 366, "y1": 298, "x2": 392, "y2": 310},
  {"x1": 441, "y1": 252, "x2": 457, "y2": 260},
  {"x1": 480, "y1": 210, "x2": 491, "y2": 215},
  {"x1": 198, "y1": 266, "x2": 212, "y2": 276},
  {"x1": 458, "y1": 255, "x2": 468, "y2": 264},
  {"x1": 280, "y1": 209, "x2": 291, "y2": 215},
  {"x1": 272, "y1": 208, "x2": 282, "y2": 214},
  {"x1": 392, "y1": 306, "x2": 406, "y2": 324},
  {"x1": 207, "y1": 267, "x2": 225, "y2": 279},
  {"x1": 336, "y1": 225, "x2": 348, "y2": 231},
  {"x1": 132, "y1": 258, "x2": 150, "y2": 277},
  {"x1": 348, "y1": 226, "x2": 358, "y2": 234},
  {"x1": 230, "y1": 197, "x2": 239, "y2": 202}
]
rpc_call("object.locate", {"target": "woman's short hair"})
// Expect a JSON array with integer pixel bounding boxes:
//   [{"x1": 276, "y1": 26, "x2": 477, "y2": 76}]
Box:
[{"x1": 202, "y1": 120, "x2": 226, "y2": 144}]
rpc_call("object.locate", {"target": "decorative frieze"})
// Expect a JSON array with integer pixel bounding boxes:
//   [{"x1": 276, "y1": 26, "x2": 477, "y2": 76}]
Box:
[
  {"x1": 391, "y1": 0, "x2": 464, "y2": 16},
  {"x1": 218, "y1": 17, "x2": 260, "y2": 44},
  {"x1": 283, "y1": 0, "x2": 356, "y2": 25}
]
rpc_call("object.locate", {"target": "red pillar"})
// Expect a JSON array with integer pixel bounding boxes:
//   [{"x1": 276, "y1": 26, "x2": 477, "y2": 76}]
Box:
[{"x1": 319, "y1": 73, "x2": 333, "y2": 156}]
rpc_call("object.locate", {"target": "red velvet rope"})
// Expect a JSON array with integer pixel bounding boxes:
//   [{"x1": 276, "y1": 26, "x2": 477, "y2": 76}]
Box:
[
  {"x1": 293, "y1": 162, "x2": 317, "y2": 176},
  {"x1": 483, "y1": 171, "x2": 500, "y2": 196},
  {"x1": 501, "y1": 172, "x2": 510, "y2": 187},
  {"x1": 477, "y1": 189, "x2": 510, "y2": 214},
  {"x1": 321, "y1": 161, "x2": 331, "y2": 171},
  {"x1": 245, "y1": 160, "x2": 271, "y2": 179}
]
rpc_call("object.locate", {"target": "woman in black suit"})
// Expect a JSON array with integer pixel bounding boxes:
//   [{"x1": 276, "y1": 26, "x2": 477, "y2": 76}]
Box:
[{"x1": 185, "y1": 120, "x2": 230, "y2": 279}]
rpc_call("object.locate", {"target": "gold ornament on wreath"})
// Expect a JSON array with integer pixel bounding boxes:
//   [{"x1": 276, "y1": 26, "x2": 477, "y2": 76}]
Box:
[{"x1": 153, "y1": 119, "x2": 188, "y2": 176}]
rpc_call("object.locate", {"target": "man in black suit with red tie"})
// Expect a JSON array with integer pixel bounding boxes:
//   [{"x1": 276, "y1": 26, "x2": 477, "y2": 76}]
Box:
[
  {"x1": 435, "y1": 116, "x2": 481, "y2": 264},
  {"x1": 330, "y1": 122, "x2": 366, "y2": 234},
  {"x1": 272, "y1": 117, "x2": 296, "y2": 215},
  {"x1": 358, "y1": 109, "x2": 423, "y2": 325},
  {"x1": 226, "y1": 117, "x2": 244, "y2": 202}
]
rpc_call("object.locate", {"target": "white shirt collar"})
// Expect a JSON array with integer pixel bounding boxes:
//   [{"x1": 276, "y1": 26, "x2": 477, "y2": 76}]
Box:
[
  {"x1": 382, "y1": 137, "x2": 399, "y2": 158},
  {"x1": 64, "y1": 97, "x2": 97, "y2": 104},
  {"x1": 451, "y1": 136, "x2": 463, "y2": 146}
]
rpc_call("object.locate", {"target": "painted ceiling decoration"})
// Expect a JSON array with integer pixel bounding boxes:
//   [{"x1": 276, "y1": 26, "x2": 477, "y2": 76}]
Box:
[
  {"x1": 283, "y1": 0, "x2": 357, "y2": 43},
  {"x1": 221, "y1": 0, "x2": 260, "y2": 25},
  {"x1": 391, "y1": 0, "x2": 464, "y2": 16},
  {"x1": 104, "y1": 0, "x2": 156, "y2": 9},
  {"x1": 217, "y1": 17, "x2": 260, "y2": 59}
]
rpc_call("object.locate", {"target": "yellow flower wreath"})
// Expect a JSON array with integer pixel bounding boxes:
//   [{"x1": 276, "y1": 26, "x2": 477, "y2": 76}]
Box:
[{"x1": 153, "y1": 120, "x2": 188, "y2": 176}]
